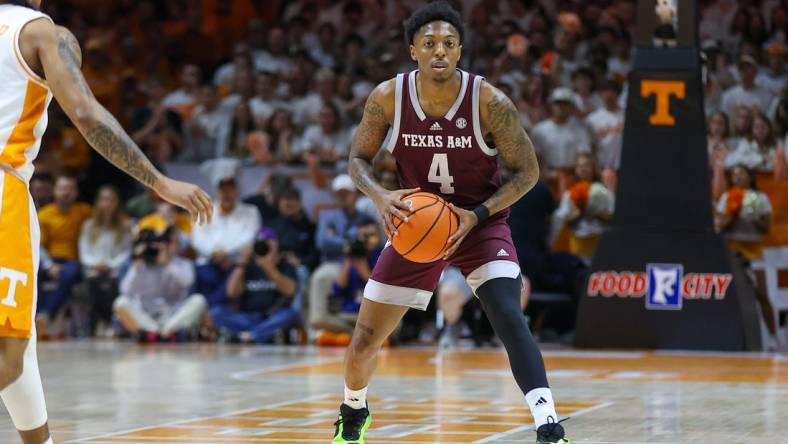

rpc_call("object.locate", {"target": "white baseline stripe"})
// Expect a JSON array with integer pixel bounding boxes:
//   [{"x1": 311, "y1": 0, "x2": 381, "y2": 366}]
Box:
[{"x1": 230, "y1": 356, "x2": 345, "y2": 380}]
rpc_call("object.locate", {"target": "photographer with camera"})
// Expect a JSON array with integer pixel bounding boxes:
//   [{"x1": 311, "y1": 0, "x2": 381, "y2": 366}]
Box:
[
  {"x1": 113, "y1": 227, "x2": 207, "y2": 341},
  {"x1": 208, "y1": 227, "x2": 300, "y2": 344},
  {"x1": 321, "y1": 218, "x2": 384, "y2": 335}
]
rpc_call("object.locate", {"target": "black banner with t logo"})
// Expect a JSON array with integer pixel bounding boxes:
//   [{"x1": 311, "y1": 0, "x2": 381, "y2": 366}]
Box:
[{"x1": 574, "y1": 0, "x2": 762, "y2": 351}]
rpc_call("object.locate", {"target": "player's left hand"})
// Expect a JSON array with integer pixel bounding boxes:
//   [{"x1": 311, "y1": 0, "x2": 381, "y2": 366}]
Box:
[{"x1": 442, "y1": 203, "x2": 478, "y2": 259}]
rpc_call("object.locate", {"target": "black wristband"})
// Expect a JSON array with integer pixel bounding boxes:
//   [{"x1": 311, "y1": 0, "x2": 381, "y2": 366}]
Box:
[{"x1": 472, "y1": 205, "x2": 490, "y2": 224}]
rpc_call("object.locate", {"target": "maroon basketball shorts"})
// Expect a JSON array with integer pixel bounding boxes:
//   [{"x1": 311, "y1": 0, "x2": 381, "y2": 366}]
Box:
[{"x1": 364, "y1": 218, "x2": 521, "y2": 310}]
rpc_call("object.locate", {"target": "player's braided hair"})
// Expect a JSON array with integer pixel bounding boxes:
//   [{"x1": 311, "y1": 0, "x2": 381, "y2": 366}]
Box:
[{"x1": 404, "y1": 1, "x2": 465, "y2": 46}]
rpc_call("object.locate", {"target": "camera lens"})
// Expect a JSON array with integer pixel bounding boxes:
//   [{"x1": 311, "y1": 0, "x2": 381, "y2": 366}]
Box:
[{"x1": 254, "y1": 239, "x2": 270, "y2": 256}]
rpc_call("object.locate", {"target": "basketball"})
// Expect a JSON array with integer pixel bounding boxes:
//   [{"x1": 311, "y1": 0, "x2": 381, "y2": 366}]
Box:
[{"x1": 389, "y1": 192, "x2": 459, "y2": 263}]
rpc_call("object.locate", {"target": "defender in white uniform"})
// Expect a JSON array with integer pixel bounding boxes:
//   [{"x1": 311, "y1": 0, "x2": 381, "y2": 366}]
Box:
[{"x1": 0, "y1": 2, "x2": 213, "y2": 443}]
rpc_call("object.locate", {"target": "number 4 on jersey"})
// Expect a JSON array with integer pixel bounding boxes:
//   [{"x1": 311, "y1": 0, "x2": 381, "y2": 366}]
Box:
[{"x1": 428, "y1": 153, "x2": 455, "y2": 194}]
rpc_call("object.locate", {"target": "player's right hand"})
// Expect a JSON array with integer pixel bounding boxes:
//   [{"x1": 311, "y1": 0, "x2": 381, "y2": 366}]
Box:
[
  {"x1": 154, "y1": 177, "x2": 214, "y2": 225},
  {"x1": 374, "y1": 187, "x2": 420, "y2": 237}
]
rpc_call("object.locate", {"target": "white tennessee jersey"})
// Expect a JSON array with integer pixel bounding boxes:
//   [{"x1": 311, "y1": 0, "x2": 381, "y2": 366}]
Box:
[{"x1": 0, "y1": 5, "x2": 53, "y2": 183}]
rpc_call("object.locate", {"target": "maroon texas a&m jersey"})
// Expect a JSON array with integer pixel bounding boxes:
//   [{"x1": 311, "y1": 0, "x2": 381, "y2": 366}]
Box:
[{"x1": 384, "y1": 70, "x2": 508, "y2": 220}]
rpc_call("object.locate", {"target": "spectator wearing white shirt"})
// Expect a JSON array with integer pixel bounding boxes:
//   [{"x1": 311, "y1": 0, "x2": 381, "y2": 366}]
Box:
[
  {"x1": 336, "y1": 74, "x2": 366, "y2": 124},
  {"x1": 531, "y1": 87, "x2": 592, "y2": 175},
  {"x1": 78, "y1": 186, "x2": 132, "y2": 336},
  {"x1": 721, "y1": 55, "x2": 772, "y2": 117},
  {"x1": 182, "y1": 85, "x2": 231, "y2": 162},
  {"x1": 571, "y1": 67, "x2": 602, "y2": 117},
  {"x1": 193, "y1": 161, "x2": 262, "y2": 305},
  {"x1": 296, "y1": 103, "x2": 352, "y2": 165},
  {"x1": 756, "y1": 42, "x2": 787, "y2": 97},
  {"x1": 291, "y1": 69, "x2": 338, "y2": 127},
  {"x1": 726, "y1": 111, "x2": 783, "y2": 172},
  {"x1": 253, "y1": 26, "x2": 294, "y2": 75},
  {"x1": 249, "y1": 72, "x2": 287, "y2": 127},
  {"x1": 606, "y1": 32, "x2": 631, "y2": 82},
  {"x1": 213, "y1": 43, "x2": 256, "y2": 94},
  {"x1": 586, "y1": 80, "x2": 624, "y2": 171},
  {"x1": 114, "y1": 227, "x2": 207, "y2": 341},
  {"x1": 309, "y1": 22, "x2": 338, "y2": 70},
  {"x1": 161, "y1": 64, "x2": 201, "y2": 121},
  {"x1": 219, "y1": 67, "x2": 256, "y2": 118}
]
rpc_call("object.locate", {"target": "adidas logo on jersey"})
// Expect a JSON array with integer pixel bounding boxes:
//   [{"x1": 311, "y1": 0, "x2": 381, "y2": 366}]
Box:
[
  {"x1": 430, "y1": 122, "x2": 443, "y2": 131},
  {"x1": 497, "y1": 249, "x2": 509, "y2": 257}
]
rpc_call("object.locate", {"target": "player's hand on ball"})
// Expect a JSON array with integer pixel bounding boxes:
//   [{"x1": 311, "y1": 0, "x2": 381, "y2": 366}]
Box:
[
  {"x1": 154, "y1": 177, "x2": 214, "y2": 225},
  {"x1": 374, "y1": 187, "x2": 420, "y2": 236},
  {"x1": 443, "y1": 203, "x2": 478, "y2": 259}
]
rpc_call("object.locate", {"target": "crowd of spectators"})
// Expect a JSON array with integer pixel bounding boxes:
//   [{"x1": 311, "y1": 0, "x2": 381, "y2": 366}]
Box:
[{"x1": 28, "y1": 0, "x2": 788, "y2": 346}]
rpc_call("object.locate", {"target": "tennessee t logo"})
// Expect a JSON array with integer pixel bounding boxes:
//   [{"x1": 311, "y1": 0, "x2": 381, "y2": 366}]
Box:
[
  {"x1": 0, "y1": 266, "x2": 27, "y2": 308},
  {"x1": 640, "y1": 80, "x2": 685, "y2": 126}
]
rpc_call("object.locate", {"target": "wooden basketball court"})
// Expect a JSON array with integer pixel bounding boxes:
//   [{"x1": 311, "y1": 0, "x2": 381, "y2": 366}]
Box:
[{"x1": 2, "y1": 342, "x2": 785, "y2": 443}]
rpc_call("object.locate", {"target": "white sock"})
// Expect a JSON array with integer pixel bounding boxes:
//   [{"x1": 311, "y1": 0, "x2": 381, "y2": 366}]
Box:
[
  {"x1": 44, "y1": 439, "x2": 53, "y2": 444},
  {"x1": 344, "y1": 384, "x2": 368, "y2": 410},
  {"x1": 525, "y1": 387, "x2": 557, "y2": 428}
]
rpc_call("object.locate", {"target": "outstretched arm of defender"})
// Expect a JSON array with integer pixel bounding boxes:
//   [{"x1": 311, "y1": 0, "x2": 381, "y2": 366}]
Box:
[
  {"x1": 443, "y1": 83, "x2": 539, "y2": 257},
  {"x1": 348, "y1": 81, "x2": 418, "y2": 235},
  {"x1": 22, "y1": 20, "x2": 212, "y2": 224}
]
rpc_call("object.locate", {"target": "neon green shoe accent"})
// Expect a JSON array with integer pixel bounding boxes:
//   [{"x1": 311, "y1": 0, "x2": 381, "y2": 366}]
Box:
[{"x1": 332, "y1": 411, "x2": 372, "y2": 443}]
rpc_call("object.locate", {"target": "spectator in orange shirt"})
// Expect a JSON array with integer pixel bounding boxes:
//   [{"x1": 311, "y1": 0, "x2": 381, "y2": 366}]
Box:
[{"x1": 37, "y1": 176, "x2": 93, "y2": 336}]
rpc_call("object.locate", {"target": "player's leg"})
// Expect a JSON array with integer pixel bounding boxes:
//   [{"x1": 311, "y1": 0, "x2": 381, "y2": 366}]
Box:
[
  {"x1": 457, "y1": 220, "x2": 569, "y2": 443},
  {"x1": 475, "y1": 277, "x2": 568, "y2": 443},
  {"x1": 344, "y1": 298, "x2": 409, "y2": 394},
  {"x1": 0, "y1": 336, "x2": 51, "y2": 444},
  {"x1": 334, "y1": 298, "x2": 408, "y2": 444},
  {"x1": 333, "y1": 244, "x2": 442, "y2": 443}
]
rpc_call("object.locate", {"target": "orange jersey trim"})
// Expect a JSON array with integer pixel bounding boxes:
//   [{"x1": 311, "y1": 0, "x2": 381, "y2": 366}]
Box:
[
  {"x1": 0, "y1": 80, "x2": 47, "y2": 168},
  {"x1": 12, "y1": 21, "x2": 48, "y2": 88}
]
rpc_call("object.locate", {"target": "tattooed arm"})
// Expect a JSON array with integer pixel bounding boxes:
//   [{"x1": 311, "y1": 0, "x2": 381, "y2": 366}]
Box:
[
  {"x1": 442, "y1": 82, "x2": 539, "y2": 257},
  {"x1": 20, "y1": 19, "x2": 213, "y2": 223},
  {"x1": 478, "y1": 81, "x2": 539, "y2": 215},
  {"x1": 349, "y1": 79, "x2": 418, "y2": 235}
]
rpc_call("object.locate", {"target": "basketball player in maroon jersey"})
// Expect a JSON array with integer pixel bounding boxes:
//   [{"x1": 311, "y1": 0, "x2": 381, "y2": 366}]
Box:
[{"x1": 332, "y1": 3, "x2": 570, "y2": 444}]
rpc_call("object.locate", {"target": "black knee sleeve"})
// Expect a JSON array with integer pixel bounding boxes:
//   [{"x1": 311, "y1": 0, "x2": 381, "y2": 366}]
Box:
[{"x1": 476, "y1": 277, "x2": 549, "y2": 393}]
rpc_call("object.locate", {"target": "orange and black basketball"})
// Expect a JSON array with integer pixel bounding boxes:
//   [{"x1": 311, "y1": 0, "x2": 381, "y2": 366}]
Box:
[{"x1": 388, "y1": 192, "x2": 459, "y2": 263}]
